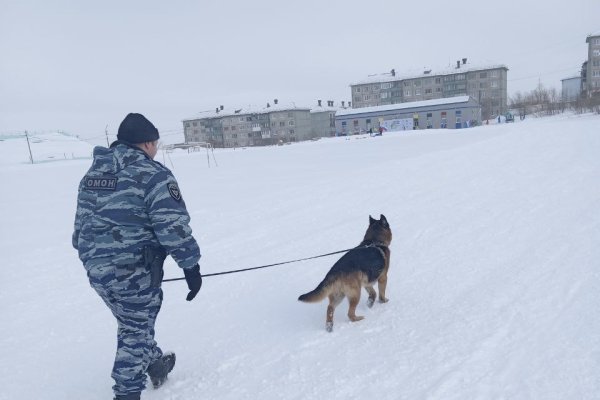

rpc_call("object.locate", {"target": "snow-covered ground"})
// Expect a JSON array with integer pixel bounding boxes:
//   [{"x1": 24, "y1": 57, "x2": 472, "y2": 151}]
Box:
[{"x1": 1, "y1": 114, "x2": 599, "y2": 400}]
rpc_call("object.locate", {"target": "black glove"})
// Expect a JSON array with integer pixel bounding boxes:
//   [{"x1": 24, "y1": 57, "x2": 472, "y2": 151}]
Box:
[{"x1": 184, "y1": 264, "x2": 202, "y2": 301}]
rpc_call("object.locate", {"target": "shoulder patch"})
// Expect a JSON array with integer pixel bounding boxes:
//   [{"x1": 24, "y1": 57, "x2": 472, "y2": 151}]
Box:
[
  {"x1": 84, "y1": 176, "x2": 117, "y2": 191},
  {"x1": 168, "y1": 183, "x2": 182, "y2": 201}
]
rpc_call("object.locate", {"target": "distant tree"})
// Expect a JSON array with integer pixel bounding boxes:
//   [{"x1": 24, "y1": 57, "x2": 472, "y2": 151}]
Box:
[
  {"x1": 509, "y1": 91, "x2": 528, "y2": 118},
  {"x1": 511, "y1": 83, "x2": 565, "y2": 117}
]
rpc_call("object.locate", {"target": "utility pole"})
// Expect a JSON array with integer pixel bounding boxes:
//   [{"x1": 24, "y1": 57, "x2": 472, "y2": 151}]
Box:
[
  {"x1": 105, "y1": 125, "x2": 110, "y2": 147},
  {"x1": 24, "y1": 131, "x2": 33, "y2": 164}
]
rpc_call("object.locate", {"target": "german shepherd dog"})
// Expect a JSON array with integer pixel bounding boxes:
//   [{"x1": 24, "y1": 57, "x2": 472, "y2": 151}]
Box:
[{"x1": 298, "y1": 215, "x2": 392, "y2": 332}]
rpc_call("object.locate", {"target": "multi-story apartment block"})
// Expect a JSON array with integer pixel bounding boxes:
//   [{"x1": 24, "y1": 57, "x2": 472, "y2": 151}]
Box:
[
  {"x1": 310, "y1": 100, "x2": 338, "y2": 138},
  {"x1": 350, "y1": 58, "x2": 508, "y2": 120},
  {"x1": 585, "y1": 32, "x2": 600, "y2": 96},
  {"x1": 183, "y1": 100, "x2": 315, "y2": 148}
]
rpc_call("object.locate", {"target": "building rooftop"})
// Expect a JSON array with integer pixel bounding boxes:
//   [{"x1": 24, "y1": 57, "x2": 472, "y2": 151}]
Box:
[
  {"x1": 336, "y1": 96, "x2": 472, "y2": 117},
  {"x1": 586, "y1": 31, "x2": 600, "y2": 42},
  {"x1": 309, "y1": 104, "x2": 341, "y2": 114},
  {"x1": 183, "y1": 102, "x2": 312, "y2": 121},
  {"x1": 350, "y1": 61, "x2": 508, "y2": 86}
]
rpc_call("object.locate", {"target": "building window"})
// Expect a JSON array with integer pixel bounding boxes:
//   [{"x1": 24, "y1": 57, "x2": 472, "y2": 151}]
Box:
[
  {"x1": 593, "y1": 70, "x2": 600, "y2": 77},
  {"x1": 185, "y1": 122, "x2": 190, "y2": 128},
  {"x1": 594, "y1": 38, "x2": 600, "y2": 45},
  {"x1": 435, "y1": 77, "x2": 441, "y2": 84},
  {"x1": 480, "y1": 72, "x2": 488, "y2": 78},
  {"x1": 456, "y1": 74, "x2": 465, "y2": 80},
  {"x1": 455, "y1": 110, "x2": 462, "y2": 128},
  {"x1": 363, "y1": 95, "x2": 371, "y2": 101},
  {"x1": 355, "y1": 87, "x2": 361, "y2": 92},
  {"x1": 441, "y1": 111, "x2": 447, "y2": 128},
  {"x1": 491, "y1": 81, "x2": 498, "y2": 88},
  {"x1": 381, "y1": 92, "x2": 389, "y2": 99},
  {"x1": 414, "y1": 80, "x2": 421, "y2": 86},
  {"x1": 425, "y1": 88, "x2": 432, "y2": 94},
  {"x1": 289, "y1": 120, "x2": 295, "y2": 125},
  {"x1": 289, "y1": 129, "x2": 295, "y2": 134},
  {"x1": 381, "y1": 83, "x2": 392, "y2": 89},
  {"x1": 415, "y1": 88, "x2": 421, "y2": 95},
  {"x1": 279, "y1": 121, "x2": 285, "y2": 127},
  {"x1": 594, "y1": 50, "x2": 600, "y2": 56},
  {"x1": 593, "y1": 60, "x2": 600, "y2": 67},
  {"x1": 192, "y1": 122, "x2": 197, "y2": 127},
  {"x1": 436, "y1": 87, "x2": 442, "y2": 92},
  {"x1": 405, "y1": 89, "x2": 411, "y2": 96},
  {"x1": 426, "y1": 113, "x2": 433, "y2": 129},
  {"x1": 491, "y1": 71, "x2": 499, "y2": 78}
]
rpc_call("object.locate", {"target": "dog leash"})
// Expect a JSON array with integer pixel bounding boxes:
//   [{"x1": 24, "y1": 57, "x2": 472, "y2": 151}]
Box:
[{"x1": 162, "y1": 245, "x2": 372, "y2": 282}]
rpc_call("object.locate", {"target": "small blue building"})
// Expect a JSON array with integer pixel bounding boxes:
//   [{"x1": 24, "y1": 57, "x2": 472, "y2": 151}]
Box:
[{"x1": 335, "y1": 96, "x2": 481, "y2": 134}]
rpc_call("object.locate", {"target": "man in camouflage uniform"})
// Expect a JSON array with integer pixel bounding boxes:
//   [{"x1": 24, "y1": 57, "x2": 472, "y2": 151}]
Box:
[{"x1": 72, "y1": 113, "x2": 203, "y2": 400}]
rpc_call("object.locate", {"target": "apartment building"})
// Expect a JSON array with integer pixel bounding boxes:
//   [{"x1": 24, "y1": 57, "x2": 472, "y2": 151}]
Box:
[
  {"x1": 183, "y1": 100, "x2": 313, "y2": 148},
  {"x1": 585, "y1": 32, "x2": 600, "y2": 96},
  {"x1": 310, "y1": 100, "x2": 338, "y2": 138},
  {"x1": 350, "y1": 58, "x2": 508, "y2": 119}
]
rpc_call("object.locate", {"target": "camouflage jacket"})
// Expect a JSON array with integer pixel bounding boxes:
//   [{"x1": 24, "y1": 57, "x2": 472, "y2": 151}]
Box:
[{"x1": 72, "y1": 141, "x2": 200, "y2": 269}]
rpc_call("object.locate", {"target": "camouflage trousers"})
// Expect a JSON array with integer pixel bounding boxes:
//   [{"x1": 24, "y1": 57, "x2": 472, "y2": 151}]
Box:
[{"x1": 87, "y1": 262, "x2": 163, "y2": 396}]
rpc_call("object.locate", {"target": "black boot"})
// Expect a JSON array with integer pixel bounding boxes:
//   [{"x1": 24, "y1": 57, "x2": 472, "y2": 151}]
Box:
[
  {"x1": 147, "y1": 352, "x2": 176, "y2": 389},
  {"x1": 114, "y1": 393, "x2": 140, "y2": 400}
]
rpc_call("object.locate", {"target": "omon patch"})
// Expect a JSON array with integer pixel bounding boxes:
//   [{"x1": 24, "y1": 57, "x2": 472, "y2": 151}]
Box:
[{"x1": 85, "y1": 176, "x2": 117, "y2": 191}]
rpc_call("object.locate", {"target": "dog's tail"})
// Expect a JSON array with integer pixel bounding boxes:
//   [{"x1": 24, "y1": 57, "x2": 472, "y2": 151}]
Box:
[{"x1": 298, "y1": 279, "x2": 330, "y2": 303}]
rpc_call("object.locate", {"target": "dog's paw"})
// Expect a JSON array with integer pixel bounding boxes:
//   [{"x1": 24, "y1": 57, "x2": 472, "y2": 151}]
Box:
[
  {"x1": 367, "y1": 298, "x2": 375, "y2": 308},
  {"x1": 326, "y1": 322, "x2": 333, "y2": 332},
  {"x1": 379, "y1": 297, "x2": 389, "y2": 303}
]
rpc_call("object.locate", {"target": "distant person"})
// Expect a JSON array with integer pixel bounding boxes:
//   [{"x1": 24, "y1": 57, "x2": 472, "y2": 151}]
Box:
[
  {"x1": 72, "y1": 113, "x2": 203, "y2": 400},
  {"x1": 497, "y1": 115, "x2": 501, "y2": 123}
]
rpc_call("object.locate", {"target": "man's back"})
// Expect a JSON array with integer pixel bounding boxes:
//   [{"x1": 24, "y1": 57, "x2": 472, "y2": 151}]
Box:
[{"x1": 73, "y1": 142, "x2": 200, "y2": 269}]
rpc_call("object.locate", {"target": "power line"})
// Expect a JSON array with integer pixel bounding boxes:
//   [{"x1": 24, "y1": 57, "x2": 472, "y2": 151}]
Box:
[{"x1": 508, "y1": 65, "x2": 583, "y2": 83}]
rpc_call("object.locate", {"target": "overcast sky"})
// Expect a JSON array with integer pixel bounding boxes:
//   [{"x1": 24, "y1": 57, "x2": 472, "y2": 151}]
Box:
[{"x1": 1, "y1": 0, "x2": 598, "y2": 142}]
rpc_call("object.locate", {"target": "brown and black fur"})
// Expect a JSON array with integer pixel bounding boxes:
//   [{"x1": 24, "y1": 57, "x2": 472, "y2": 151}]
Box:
[{"x1": 298, "y1": 215, "x2": 392, "y2": 332}]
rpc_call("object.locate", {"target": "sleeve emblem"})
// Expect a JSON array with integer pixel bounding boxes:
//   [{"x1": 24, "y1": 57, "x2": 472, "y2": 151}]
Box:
[{"x1": 168, "y1": 183, "x2": 182, "y2": 201}]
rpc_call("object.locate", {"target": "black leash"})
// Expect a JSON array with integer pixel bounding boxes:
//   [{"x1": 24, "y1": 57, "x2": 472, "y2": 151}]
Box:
[{"x1": 162, "y1": 246, "x2": 364, "y2": 282}]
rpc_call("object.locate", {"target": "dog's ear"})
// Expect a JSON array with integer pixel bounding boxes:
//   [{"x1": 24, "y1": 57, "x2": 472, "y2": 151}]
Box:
[
  {"x1": 380, "y1": 214, "x2": 389, "y2": 228},
  {"x1": 369, "y1": 215, "x2": 376, "y2": 225}
]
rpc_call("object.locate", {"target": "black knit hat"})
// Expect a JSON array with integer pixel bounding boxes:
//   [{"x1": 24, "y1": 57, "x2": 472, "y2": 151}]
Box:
[{"x1": 117, "y1": 113, "x2": 159, "y2": 144}]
